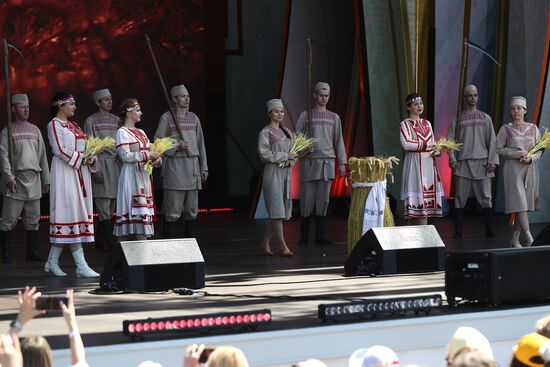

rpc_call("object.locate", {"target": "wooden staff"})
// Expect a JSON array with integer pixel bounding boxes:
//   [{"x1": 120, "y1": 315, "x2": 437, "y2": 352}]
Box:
[
  {"x1": 144, "y1": 34, "x2": 185, "y2": 142},
  {"x1": 455, "y1": 38, "x2": 470, "y2": 141},
  {"x1": 306, "y1": 38, "x2": 313, "y2": 137},
  {"x1": 3, "y1": 39, "x2": 14, "y2": 173}
]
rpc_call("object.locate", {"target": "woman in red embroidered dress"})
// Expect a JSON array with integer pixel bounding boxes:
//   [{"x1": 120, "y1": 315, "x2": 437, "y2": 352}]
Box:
[
  {"x1": 399, "y1": 93, "x2": 443, "y2": 224},
  {"x1": 45, "y1": 92, "x2": 99, "y2": 277},
  {"x1": 114, "y1": 98, "x2": 161, "y2": 239},
  {"x1": 496, "y1": 96, "x2": 542, "y2": 247},
  {"x1": 98, "y1": 99, "x2": 161, "y2": 291}
]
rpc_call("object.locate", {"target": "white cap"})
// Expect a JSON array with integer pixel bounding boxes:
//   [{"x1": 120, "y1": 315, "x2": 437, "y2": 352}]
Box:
[
  {"x1": 135, "y1": 361, "x2": 163, "y2": 367},
  {"x1": 266, "y1": 99, "x2": 283, "y2": 113},
  {"x1": 463, "y1": 84, "x2": 478, "y2": 95},
  {"x1": 93, "y1": 89, "x2": 111, "y2": 102},
  {"x1": 446, "y1": 326, "x2": 494, "y2": 362},
  {"x1": 171, "y1": 84, "x2": 189, "y2": 98},
  {"x1": 295, "y1": 360, "x2": 328, "y2": 367},
  {"x1": 11, "y1": 93, "x2": 29, "y2": 105},
  {"x1": 510, "y1": 96, "x2": 527, "y2": 110},
  {"x1": 315, "y1": 82, "x2": 330, "y2": 93},
  {"x1": 349, "y1": 346, "x2": 400, "y2": 367},
  {"x1": 540, "y1": 339, "x2": 550, "y2": 362}
]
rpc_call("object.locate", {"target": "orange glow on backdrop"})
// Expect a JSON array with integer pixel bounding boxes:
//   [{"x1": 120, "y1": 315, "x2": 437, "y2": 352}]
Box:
[{"x1": 0, "y1": 0, "x2": 204, "y2": 134}]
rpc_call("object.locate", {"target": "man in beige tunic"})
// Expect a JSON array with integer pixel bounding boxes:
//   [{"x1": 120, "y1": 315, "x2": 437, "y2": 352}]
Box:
[
  {"x1": 0, "y1": 94, "x2": 50, "y2": 263},
  {"x1": 155, "y1": 84, "x2": 208, "y2": 238},
  {"x1": 84, "y1": 88, "x2": 120, "y2": 251},
  {"x1": 448, "y1": 84, "x2": 499, "y2": 238},
  {"x1": 296, "y1": 82, "x2": 347, "y2": 245}
]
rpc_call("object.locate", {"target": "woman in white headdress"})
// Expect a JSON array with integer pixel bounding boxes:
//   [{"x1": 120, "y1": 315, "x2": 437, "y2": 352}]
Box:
[
  {"x1": 399, "y1": 93, "x2": 443, "y2": 224},
  {"x1": 496, "y1": 96, "x2": 542, "y2": 247},
  {"x1": 257, "y1": 99, "x2": 296, "y2": 256}
]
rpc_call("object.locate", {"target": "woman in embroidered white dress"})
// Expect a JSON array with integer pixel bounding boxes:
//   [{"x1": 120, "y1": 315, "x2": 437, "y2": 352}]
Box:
[
  {"x1": 45, "y1": 92, "x2": 99, "y2": 278},
  {"x1": 399, "y1": 93, "x2": 443, "y2": 225},
  {"x1": 98, "y1": 99, "x2": 161, "y2": 291},
  {"x1": 114, "y1": 98, "x2": 161, "y2": 239},
  {"x1": 257, "y1": 99, "x2": 296, "y2": 257},
  {"x1": 496, "y1": 96, "x2": 542, "y2": 247}
]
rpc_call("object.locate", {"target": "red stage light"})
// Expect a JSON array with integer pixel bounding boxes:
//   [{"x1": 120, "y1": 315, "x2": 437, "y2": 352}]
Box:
[{"x1": 123, "y1": 309, "x2": 272, "y2": 338}]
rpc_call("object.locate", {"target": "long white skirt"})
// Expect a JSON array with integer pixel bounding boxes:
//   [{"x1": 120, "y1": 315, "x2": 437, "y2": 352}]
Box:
[
  {"x1": 114, "y1": 162, "x2": 155, "y2": 237},
  {"x1": 49, "y1": 157, "x2": 95, "y2": 244}
]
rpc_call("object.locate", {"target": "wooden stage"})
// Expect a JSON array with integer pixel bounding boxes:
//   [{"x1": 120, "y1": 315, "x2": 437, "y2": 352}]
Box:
[{"x1": 0, "y1": 211, "x2": 547, "y2": 350}]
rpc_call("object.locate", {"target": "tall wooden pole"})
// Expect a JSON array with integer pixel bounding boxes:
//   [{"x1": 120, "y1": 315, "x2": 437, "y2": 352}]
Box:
[
  {"x1": 144, "y1": 34, "x2": 185, "y2": 142},
  {"x1": 3, "y1": 39, "x2": 14, "y2": 172},
  {"x1": 306, "y1": 38, "x2": 313, "y2": 137}
]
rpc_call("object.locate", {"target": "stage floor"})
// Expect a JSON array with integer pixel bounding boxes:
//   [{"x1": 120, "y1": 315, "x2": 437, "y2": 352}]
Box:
[{"x1": 0, "y1": 212, "x2": 546, "y2": 349}]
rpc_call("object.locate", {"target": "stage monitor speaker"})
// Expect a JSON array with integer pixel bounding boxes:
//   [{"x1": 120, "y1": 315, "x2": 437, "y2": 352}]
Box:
[
  {"x1": 344, "y1": 225, "x2": 445, "y2": 276},
  {"x1": 121, "y1": 238, "x2": 205, "y2": 292},
  {"x1": 445, "y1": 246, "x2": 550, "y2": 306},
  {"x1": 532, "y1": 224, "x2": 550, "y2": 246}
]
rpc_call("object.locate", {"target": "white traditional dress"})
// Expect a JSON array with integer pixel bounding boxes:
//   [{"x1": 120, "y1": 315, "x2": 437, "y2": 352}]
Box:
[
  {"x1": 114, "y1": 127, "x2": 155, "y2": 237},
  {"x1": 47, "y1": 118, "x2": 94, "y2": 244},
  {"x1": 496, "y1": 122, "x2": 542, "y2": 213},
  {"x1": 399, "y1": 118, "x2": 444, "y2": 218},
  {"x1": 258, "y1": 126, "x2": 293, "y2": 220}
]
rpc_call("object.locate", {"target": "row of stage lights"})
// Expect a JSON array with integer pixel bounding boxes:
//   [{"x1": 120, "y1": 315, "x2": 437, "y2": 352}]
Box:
[{"x1": 122, "y1": 295, "x2": 442, "y2": 339}]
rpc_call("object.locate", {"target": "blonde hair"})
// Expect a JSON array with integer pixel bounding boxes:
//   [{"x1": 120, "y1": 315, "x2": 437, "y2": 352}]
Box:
[
  {"x1": 537, "y1": 315, "x2": 550, "y2": 338},
  {"x1": 206, "y1": 346, "x2": 249, "y2": 367},
  {"x1": 21, "y1": 336, "x2": 53, "y2": 367}
]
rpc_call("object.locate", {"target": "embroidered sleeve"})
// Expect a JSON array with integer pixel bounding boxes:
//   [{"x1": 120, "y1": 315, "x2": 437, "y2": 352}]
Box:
[
  {"x1": 116, "y1": 128, "x2": 149, "y2": 163},
  {"x1": 48, "y1": 119, "x2": 84, "y2": 169},
  {"x1": 400, "y1": 120, "x2": 423, "y2": 151},
  {"x1": 257, "y1": 129, "x2": 289, "y2": 164}
]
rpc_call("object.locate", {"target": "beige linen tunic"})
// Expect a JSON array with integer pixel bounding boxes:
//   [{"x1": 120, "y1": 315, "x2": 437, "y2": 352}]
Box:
[
  {"x1": 496, "y1": 122, "x2": 542, "y2": 213},
  {"x1": 154, "y1": 111, "x2": 208, "y2": 191},
  {"x1": 0, "y1": 121, "x2": 50, "y2": 200},
  {"x1": 448, "y1": 110, "x2": 499, "y2": 179},
  {"x1": 399, "y1": 118, "x2": 444, "y2": 218},
  {"x1": 258, "y1": 126, "x2": 293, "y2": 220},
  {"x1": 296, "y1": 110, "x2": 347, "y2": 181},
  {"x1": 84, "y1": 112, "x2": 120, "y2": 198}
]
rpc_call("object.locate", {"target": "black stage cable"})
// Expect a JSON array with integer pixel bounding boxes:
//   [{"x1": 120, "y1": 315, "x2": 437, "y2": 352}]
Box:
[{"x1": 171, "y1": 288, "x2": 444, "y2": 303}]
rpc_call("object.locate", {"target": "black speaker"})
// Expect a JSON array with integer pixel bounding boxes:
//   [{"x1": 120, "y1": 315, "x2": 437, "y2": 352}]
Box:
[
  {"x1": 344, "y1": 225, "x2": 446, "y2": 276},
  {"x1": 532, "y1": 224, "x2": 550, "y2": 246},
  {"x1": 121, "y1": 238, "x2": 205, "y2": 292},
  {"x1": 445, "y1": 246, "x2": 550, "y2": 306}
]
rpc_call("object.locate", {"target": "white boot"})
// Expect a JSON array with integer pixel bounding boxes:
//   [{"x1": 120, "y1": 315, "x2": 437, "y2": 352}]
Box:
[
  {"x1": 72, "y1": 247, "x2": 100, "y2": 278},
  {"x1": 510, "y1": 231, "x2": 521, "y2": 248},
  {"x1": 45, "y1": 246, "x2": 67, "y2": 276},
  {"x1": 524, "y1": 231, "x2": 534, "y2": 247}
]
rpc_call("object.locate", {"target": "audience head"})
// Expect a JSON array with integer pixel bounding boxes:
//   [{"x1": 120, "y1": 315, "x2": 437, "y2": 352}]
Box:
[
  {"x1": 349, "y1": 345, "x2": 400, "y2": 367},
  {"x1": 511, "y1": 333, "x2": 548, "y2": 367},
  {"x1": 446, "y1": 326, "x2": 494, "y2": 365},
  {"x1": 206, "y1": 346, "x2": 249, "y2": 367},
  {"x1": 537, "y1": 316, "x2": 550, "y2": 338},
  {"x1": 451, "y1": 350, "x2": 496, "y2": 367},
  {"x1": 20, "y1": 336, "x2": 53, "y2": 367}
]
